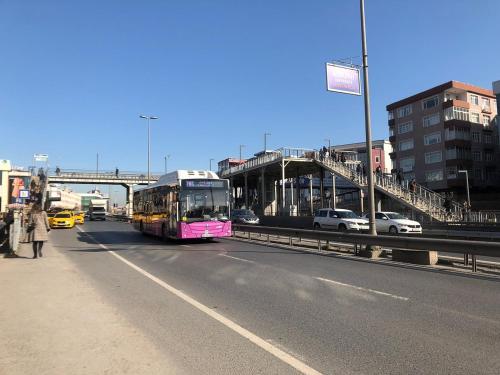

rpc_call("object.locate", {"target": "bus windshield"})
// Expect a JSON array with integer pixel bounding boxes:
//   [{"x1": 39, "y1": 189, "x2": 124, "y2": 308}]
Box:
[{"x1": 180, "y1": 189, "x2": 229, "y2": 222}]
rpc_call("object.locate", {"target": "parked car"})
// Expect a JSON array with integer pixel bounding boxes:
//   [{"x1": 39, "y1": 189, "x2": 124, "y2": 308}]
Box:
[
  {"x1": 363, "y1": 211, "x2": 422, "y2": 234},
  {"x1": 231, "y1": 209, "x2": 260, "y2": 224},
  {"x1": 313, "y1": 208, "x2": 369, "y2": 231}
]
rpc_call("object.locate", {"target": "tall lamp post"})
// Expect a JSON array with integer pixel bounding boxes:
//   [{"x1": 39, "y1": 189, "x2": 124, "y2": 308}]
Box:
[
  {"x1": 139, "y1": 115, "x2": 159, "y2": 185},
  {"x1": 458, "y1": 169, "x2": 471, "y2": 209},
  {"x1": 209, "y1": 158, "x2": 214, "y2": 171},
  {"x1": 164, "y1": 154, "x2": 170, "y2": 174},
  {"x1": 360, "y1": 0, "x2": 377, "y2": 236},
  {"x1": 324, "y1": 138, "x2": 331, "y2": 152},
  {"x1": 264, "y1": 133, "x2": 271, "y2": 152},
  {"x1": 239, "y1": 144, "x2": 245, "y2": 161}
]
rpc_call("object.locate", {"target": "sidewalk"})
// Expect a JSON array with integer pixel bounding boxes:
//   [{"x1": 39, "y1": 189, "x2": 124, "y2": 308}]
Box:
[{"x1": 0, "y1": 238, "x2": 178, "y2": 375}]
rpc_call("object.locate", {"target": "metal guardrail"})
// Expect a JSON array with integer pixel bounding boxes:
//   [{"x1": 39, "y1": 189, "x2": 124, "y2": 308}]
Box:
[{"x1": 232, "y1": 224, "x2": 500, "y2": 260}]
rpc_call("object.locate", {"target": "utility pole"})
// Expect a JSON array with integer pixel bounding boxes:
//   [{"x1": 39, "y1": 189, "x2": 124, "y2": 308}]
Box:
[
  {"x1": 360, "y1": 0, "x2": 377, "y2": 236},
  {"x1": 209, "y1": 158, "x2": 214, "y2": 171},
  {"x1": 95, "y1": 152, "x2": 99, "y2": 192}
]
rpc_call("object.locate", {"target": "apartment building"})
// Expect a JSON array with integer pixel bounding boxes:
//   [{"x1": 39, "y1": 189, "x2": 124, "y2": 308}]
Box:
[
  {"x1": 494, "y1": 80, "x2": 500, "y2": 115},
  {"x1": 329, "y1": 139, "x2": 393, "y2": 174},
  {"x1": 387, "y1": 81, "x2": 498, "y2": 192}
]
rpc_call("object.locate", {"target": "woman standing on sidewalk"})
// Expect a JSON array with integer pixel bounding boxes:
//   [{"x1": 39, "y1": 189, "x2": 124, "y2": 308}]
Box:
[{"x1": 28, "y1": 204, "x2": 50, "y2": 259}]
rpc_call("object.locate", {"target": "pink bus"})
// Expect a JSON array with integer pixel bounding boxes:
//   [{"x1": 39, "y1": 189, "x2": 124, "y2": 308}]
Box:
[{"x1": 133, "y1": 170, "x2": 232, "y2": 239}]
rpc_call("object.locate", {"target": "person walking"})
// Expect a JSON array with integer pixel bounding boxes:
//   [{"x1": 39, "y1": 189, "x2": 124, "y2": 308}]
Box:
[{"x1": 27, "y1": 204, "x2": 50, "y2": 259}]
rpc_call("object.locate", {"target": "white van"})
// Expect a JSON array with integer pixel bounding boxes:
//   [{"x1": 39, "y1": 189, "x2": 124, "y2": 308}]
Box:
[{"x1": 313, "y1": 208, "x2": 369, "y2": 231}]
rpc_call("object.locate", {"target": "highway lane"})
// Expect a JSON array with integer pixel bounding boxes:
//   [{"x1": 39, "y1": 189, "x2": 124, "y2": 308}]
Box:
[{"x1": 51, "y1": 221, "x2": 500, "y2": 375}]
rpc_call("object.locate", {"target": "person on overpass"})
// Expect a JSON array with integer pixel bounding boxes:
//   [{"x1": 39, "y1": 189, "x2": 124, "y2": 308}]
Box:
[{"x1": 115, "y1": 168, "x2": 119, "y2": 177}]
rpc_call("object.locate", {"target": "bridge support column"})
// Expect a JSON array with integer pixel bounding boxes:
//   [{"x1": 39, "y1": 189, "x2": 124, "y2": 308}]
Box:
[
  {"x1": 309, "y1": 175, "x2": 314, "y2": 215},
  {"x1": 125, "y1": 184, "x2": 134, "y2": 217},
  {"x1": 295, "y1": 169, "x2": 300, "y2": 215},
  {"x1": 244, "y1": 172, "x2": 249, "y2": 209},
  {"x1": 375, "y1": 192, "x2": 382, "y2": 211},
  {"x1": 319, "y1": 167, "x2": 324, "y2": 208},
  {"x1": 281, "y1": 161, "x2": 286, "y2": 215},
  {"x1": 331, "y1": 173, "x2": 336, "y2": 209},
  {"x1": 260, "y1": 168, "x2": 266, "y2": 216}
]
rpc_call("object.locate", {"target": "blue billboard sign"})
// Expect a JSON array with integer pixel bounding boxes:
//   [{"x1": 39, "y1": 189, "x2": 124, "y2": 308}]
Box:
[{"x1": 326, "y1": 63, "x2": 361, "y2": 96}]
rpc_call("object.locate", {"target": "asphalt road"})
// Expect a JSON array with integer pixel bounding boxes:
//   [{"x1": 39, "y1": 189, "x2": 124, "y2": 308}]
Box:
[{"x1": 51, "y1": 221, "x2": 500, "y2": 375}]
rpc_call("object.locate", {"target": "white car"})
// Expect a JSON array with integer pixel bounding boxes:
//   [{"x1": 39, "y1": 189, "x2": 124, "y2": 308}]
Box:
[
  {"x1": 313, "y1": 208, "x2": 369, "y2": 231},
  {"x1": 364, "y1": 211, "x2": 422, "y2": 234}
]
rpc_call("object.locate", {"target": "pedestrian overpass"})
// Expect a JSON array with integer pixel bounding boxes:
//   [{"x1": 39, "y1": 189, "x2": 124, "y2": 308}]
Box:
[{"x1": 48, "y1": 169, "x2": 161, "y2": 216}]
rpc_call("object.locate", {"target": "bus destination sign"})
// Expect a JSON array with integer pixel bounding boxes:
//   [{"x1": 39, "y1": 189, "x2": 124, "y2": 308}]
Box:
[{"x1": 182, "y1": 180, "x2": 227, "y2": 189}]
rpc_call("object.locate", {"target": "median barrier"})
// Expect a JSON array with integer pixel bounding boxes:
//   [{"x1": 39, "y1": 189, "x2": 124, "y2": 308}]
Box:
[{"x1": 232, "y1": 224, "x2": 500, "y2": 272}]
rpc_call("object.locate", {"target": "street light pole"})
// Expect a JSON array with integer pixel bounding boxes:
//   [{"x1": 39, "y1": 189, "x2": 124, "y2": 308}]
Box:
[
  {"x1": 139, "y1": 115, "x2": 159, "y2": 185},
  {"x1": 458, "y1": 170, "x2": 471, "y2": 208},
  {"x1": 360, "y1": 0, "x2": 377, "y2": 236},
  {"x1": 209, "y1": 158, "x2": 214, "y2": 171},
  {"x1": 264, "y1": 133, "x2": 271, "y2": 151},
  {"x1": 239, "y1": 144, "x2": 245, "y2": 161},
  {"x1": 324, "y1": 138, "x2": 331, "y2": 152},
  {"x1": 164, "y1": 154, "x2": 170, "y2": 174}
]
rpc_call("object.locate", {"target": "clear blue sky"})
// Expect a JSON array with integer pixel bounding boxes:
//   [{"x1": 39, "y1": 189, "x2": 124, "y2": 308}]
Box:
[{"x1": 1, "y1": 0, "x2": 499, "y2": 174}]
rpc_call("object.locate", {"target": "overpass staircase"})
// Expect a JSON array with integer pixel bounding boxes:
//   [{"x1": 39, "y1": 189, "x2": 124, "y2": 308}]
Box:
[{"x1": 314, "y1": 155, "x2": 463, "y2": 222}]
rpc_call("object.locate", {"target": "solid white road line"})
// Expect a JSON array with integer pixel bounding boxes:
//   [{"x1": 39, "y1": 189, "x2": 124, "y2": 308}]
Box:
[
  {"x1": 315, "y1": 277, "x2": 409, "y2": 301},
  {"x1": 218, "y1": 253, "x2": 255, "y2": 264},
  {"x1": 76, "y1": 226, "x2": 323, "y2": 375}
]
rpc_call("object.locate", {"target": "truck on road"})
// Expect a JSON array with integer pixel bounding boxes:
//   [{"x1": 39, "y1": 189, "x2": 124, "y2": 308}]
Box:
[{"x1": 89, "y1": 199, "x2": 107, "y2": 221}]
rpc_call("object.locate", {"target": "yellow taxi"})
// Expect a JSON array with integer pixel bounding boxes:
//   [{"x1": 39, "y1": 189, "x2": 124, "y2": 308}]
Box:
[
  {"x1": 73, "y1": 211, "x2": 85, "y2": 225},
  {"x1": 50, "y1": 211, "x2": 75, "y2": 229},
  {"x1": 47, "y1": 212, "x2": 57, "y2": 226}
]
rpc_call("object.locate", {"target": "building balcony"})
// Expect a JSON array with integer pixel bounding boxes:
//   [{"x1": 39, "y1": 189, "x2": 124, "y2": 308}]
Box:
[
  {"x1": 444, "y1": 119, "x2": 471, "y2": 130},
  {"x1": 482, "y1": 126, "x2": 494, "y2": 133},
  {"x1": 389, "y1": 151, "x2": 397, "y2": 160},
  {"x1": 482, "y1": 106, "x2": 492, "y2": 114},
  {"x1": 443, "y1": 99, "x2": 470, "y2": 110},
  {"x1": 444, "y1": 139, "x2": 471, "y2": 148},
  {"x1": 389, "y1": 135, "x2": 396, "y2": 143},
  {"x1": 388, "y1": 119, "x2": 395, "y2": 127}
]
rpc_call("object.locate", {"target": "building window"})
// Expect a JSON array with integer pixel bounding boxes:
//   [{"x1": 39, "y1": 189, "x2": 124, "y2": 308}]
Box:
[
  {"x1": 425, "y1": 169, "x2": 443, "y2": 182},
  {"x1": 470, "y1": 95, "x2": 479, "y2": 105},
  {"x1": 484, "y1": 134, "x2": 492, "y2": 144},
  {"x1": 425, "y1": 151, "x2": 442, "y2": 164},
  {"x1": 471, "y1": 132, "x2": 480, "y2": 142},
  {"x1": 483, "y1": 115, "x2": 490, "y2": 126},
  {"x1": 399, "y1": 157, "x2": 415, "y2": 172},
  {"x1": 445, "y1": 128, "x2": 470, "y2": 141},
  {"x1": 399, "y1": 139, "x2": 414, "y2": 151},
  {"x1": 481, "y1": 97, "x2": 490, "y2": 110},
  {"x1": 485, "y1": 152, "x2": 494, "y2": 162},
  {"x1": 470, "y1": 112, "x2": 480, "y2": 123},
  {"x1": 389, "y1": 128, "x2": 395, "y2": 136},
  {"x1": 424, "y1": 132, "x2": 441, "y2": 145},
  {"x1": 388, "y1": 111, "x2": 394, "y2": 120},
  {"x1": 375, "y1": 156, "x2": 380, "y2": 163},
  {"x1": 447, "y1": 166, "x2": 457, "y2": 179},
  {"x1": 398, "y1": 121, "x2": 413, "y2": 134},
  {"x1": 422, "y1": 95, "x2": 439, "y2": 110},
  {"x1": 474, "y1": 168, "x2": 483, "y2": 180},
  {"x1": 397, "y1": 104, "x2": 412, "y2": 118},
  {"x1": 472, "y1": 151, "x2": 482, "y2": 161},
  {"x1": 422, "y1": 113, "x2": 440, "y2": 127},
  {"x1": 446, "y1": 147, "x2": 471, "y2": 160}
]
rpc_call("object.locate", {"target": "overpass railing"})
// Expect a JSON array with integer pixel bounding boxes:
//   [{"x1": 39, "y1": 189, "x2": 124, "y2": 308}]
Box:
[{"x1": 48, "y1": 169, "x2": 162, "y2": 181}]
